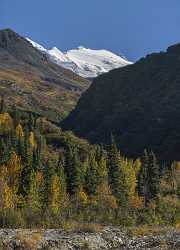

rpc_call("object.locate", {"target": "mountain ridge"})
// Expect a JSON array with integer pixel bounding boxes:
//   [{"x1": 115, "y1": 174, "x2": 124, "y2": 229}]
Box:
[
  {"x1": 61, "y1": 42, "x2": 180, "y2": 161},
  {"x1": 27, "y1": 37, "x2": 132, "y2": 78},
  {"x1": 0, "y1": 28, "x2": 89, "y2": 121}
]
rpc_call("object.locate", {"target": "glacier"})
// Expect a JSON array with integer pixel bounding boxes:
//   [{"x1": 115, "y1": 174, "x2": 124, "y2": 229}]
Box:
[{"x1": 27, "y1": 38, "x2": 132, "y2": 78}]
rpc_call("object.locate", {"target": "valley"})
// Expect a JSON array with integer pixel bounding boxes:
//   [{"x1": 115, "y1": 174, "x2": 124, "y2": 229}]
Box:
[{"x1": 0, "y1": 27, "x2": 179, "y2": 250}]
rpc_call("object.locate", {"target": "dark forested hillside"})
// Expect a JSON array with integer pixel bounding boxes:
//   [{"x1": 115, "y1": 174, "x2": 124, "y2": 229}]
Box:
[
  {"x1": 0, "y1": 29, "x2": 90, "y2": 122},
  {"x1": 62, "y1": 43, "x2": 180, "y2": 161}
]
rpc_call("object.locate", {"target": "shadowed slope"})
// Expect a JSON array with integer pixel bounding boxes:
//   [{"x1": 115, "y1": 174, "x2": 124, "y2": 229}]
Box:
[{"x1": 62, "y1": 43, "x2": 180, "y2": 161}]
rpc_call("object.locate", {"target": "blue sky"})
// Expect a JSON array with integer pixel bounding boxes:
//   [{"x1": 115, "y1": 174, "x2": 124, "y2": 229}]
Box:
[{"x1": 1, "y1": 0, "x2": 180, "y2": 61}]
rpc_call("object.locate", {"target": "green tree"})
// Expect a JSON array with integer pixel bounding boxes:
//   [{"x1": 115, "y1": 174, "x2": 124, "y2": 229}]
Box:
[
  {"x1": 70, "y1": 151, "x2": 83, "y2": 195},
  {"x1": 27, "y1": 171, "x2": 43, "y2": 211},
  {"x1": 85, "y1": 153, "x2": 100, "y2": 195},
  {"x1": 138, "y1": 150, "x2": 160, "y2": 205},
  {"x1": 148, "y1": 151, "x2": 160, "y2": 200},
  {"x1": 0, "y1": 95, "x2": 5, "y2": 113},
  {"x1": 108, "y1": 137, "x2": 122, "y2": 201}
]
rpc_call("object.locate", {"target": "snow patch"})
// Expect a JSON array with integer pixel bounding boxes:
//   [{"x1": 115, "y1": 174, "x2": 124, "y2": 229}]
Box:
[{"x1": 27, "y1": 38, "x2": 132, "y2": 78}]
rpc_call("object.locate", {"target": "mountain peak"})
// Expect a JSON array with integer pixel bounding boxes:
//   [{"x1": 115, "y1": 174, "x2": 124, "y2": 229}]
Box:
[
  {"x1": 51, "y1": 46, "x2": 59, "y2": 51},
  {"x1": 0, "y1": 28, "x2": 17, "y2": 35},
  {"x1": 28, "y1": 38, "x2": 132, "y2": 78},
  {"x1": 77, "y1": 46, "x2": 87, "y2": 50}
]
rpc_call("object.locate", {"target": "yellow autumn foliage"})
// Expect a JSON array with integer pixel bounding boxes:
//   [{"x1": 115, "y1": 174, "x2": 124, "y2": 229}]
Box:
[
  {"x1": 0, "y1": 113, "x2": 13, "y2": 134},
  {"x1": 16, "y1": 124, "x2": 24, "y2": 139},
  {"x1": 96, "y1": 182, "x2": 118, "y2": 209},
  {"x1": 6, "y1": 152, "x2": 22, "y2": 194},
  {"x1": 119, "y1": 158, "x2": 138, "y2": 198},
  {"x1": 3, "y1": 181, "x2": 14, "y2": 209},
  {"x1": 129, "y1": 195, "x2": 144, "y2": 209},
  {"x1": 0, "y1": 176, "x2": 15, "y2": 209},
  {"x1": 78, "y1": 191, "x2": 88, "y2": 205},
  {"x1": 29, "y1": 131, "x2": 37, "y2": 149},
  {"x1": 0, "y1": 152, "x2": 22, "y2": 209},
  {"x1": 133, "y1": 158, "x2": 142, "y2": 176},
  {"x1": 49, "y1": 174, "x2": 62, "y2": 214}
]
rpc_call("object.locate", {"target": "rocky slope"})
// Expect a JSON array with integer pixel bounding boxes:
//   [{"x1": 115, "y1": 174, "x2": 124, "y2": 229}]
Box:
[
  {"x1": 0, "y1": 227, "x2": 179, "y2": 250},
  {"x1": 61, "y1": 43, "x2": 180, "y2": 161},
  {"x1": 27, "y1": 38, "x2": 132, "y2": 78},
  {"x1": 0, "y1": 29, "x2": 89, "y2": 121}
]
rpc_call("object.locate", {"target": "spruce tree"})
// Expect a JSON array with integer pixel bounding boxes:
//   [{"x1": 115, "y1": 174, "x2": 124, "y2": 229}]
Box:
[
  {"x1": 85, "y1": 153, "x2": 100, "y2": 195},
  {"x1": 148, "y1": 151, "x2": 160, "y2": 199},
  {"x1": 70, "y1": 150, "x2": 82, "y2": 195},
  {"x1": 64, "y1": 144, "x2": 74, "y2": 194},
  {"x1": 56, "y1": 152, "x2": 67, "y2": 198},
  {"x1": 28, "y1": 113, "x2": 34, "y2": 131},
  {"x1": 43, "y1": 159, "x2": 55, "y2": 207},
  {"x1": 138, "y1": 149, "x2": 149, "y2": 203},
  {"x1": 138, "y1": 150, "x2": 160, "y2": 205},
  {"x1": 27, "y1": 171, "x2": 42, "y2": 211},
  {"x1": 13, "y1": 105, "x2": 20, "y2": 128},
  {"x1": 108, "y1": 136, "x2": 122, "y2": 202},
  {"x1": 19, "y1": 127, "x2": 32, "y2": 195},
  {"x1": 0, "y1": 95, "x2": 5, "y2": 113}
]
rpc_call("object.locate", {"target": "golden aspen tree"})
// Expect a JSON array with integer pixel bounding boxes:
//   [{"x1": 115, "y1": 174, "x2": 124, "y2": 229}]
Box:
[
  {"x1": 49, "y1": 174, "x2": 62, "y2": 214},
  {"x1": 77, "y1": 189, "x2": 88, "y2": 206},
  {"x1": 15, "y1": 124, "x2": 24, "y2": 139},
  {"x1": 96, "y1": 181, "x2": 118, "y2": 210},
  {"x1": 0, "y1": 176, "x2": 14, "y2": 209},
  {"x1": 133, "y1": 158, "x2": 142, "y2": 176},
  {"x1": 0, "y1": 113, "x2": 13, "y2": 134},
  {"x1": 128, "y1": 195, "x2": 144, "y2": 209},
  {"x1": 3, "y1": 181, "x2": 14, "y2": 209},
  {"x1": 6, "y1": 152, "x2": 22, "y2": 194},
  {"x1": 1, "y1": 152, "x2": 23, "y2": 208},
  {"x1": 29, "y1": 131, "x2": 37, "y2": 149}
]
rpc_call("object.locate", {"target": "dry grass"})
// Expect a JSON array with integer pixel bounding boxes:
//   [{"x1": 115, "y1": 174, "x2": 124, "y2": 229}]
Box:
[
  {"x1": 63, "y1": 222, "x2": 104, "y2": 233},
  {"x1": 0, "y1": 68, "x2": 81, "y2": 122},
  {"x1": 127, "y1": 225, "x2": 176, "y2": 237}
]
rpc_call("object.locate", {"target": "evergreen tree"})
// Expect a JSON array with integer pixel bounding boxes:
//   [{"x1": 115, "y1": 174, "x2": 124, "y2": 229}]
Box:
[
  {"x1": 27, "y1": 171, "x2": 43, "y2": 211},
  {"x1": 148, "y1": 151, "x2": 160, "y2": 200},
  {"x1": 0, "y1": 95, "x2": 5, "y2": 113},
  {"x1": 138, "y1": 149, "x2": 149, "y2": 205},
  {"x1": 36, "y1": 134, "x2": 46, "y2": 170},
  {"x1": 13, "y1": 106, "x2": 20, "y2": 128},
  {"x1": 138, "y1": 150, "x2": 160, "y2": 205},
  {"x1": 98, "y1": 149, "x2": 108, "y2": 184},
  {"x1": 28, "y1": 113, "x2": 34, "y2": 131},
  {"x1": 19, "y1": 128, "x2": 32, "y2": 195},
  {"x1": 85, "y1": 153, "x2": 100, "y2": 195},
  {"x1": 43, "y1": 159, "x2": 56, "y2": 207},
  {"x1": 70, "y1": 151, "x2": 82, "y2": 195},
  {"x1": 108, "y1": 136, "x2": 122, "y2": 202},
  {"x1": 64, "y1": 145, "x2": 74, "y2": 194}
]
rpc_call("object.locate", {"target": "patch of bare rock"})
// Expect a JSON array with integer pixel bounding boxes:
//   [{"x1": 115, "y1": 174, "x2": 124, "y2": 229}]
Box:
[{"x1": 0, "y1": 227, "x2": 179, "y2": 250}]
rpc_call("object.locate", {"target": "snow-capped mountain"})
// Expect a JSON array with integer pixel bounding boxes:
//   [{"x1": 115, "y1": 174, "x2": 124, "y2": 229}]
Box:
[{"x1": 27, "y1": 38, "x2": 132, "y2": 78}]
